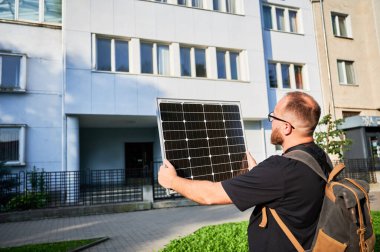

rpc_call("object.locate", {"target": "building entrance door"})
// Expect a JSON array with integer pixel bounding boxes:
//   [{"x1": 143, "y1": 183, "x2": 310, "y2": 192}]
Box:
[{"x1": 125, "y1": 142, "x2": 153, "y2": 184}]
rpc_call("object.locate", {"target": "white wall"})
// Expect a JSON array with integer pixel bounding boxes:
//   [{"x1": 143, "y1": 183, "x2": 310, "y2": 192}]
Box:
[
  {"x1": 80, "y1": 128, "x2": 159, "y2": 171},
  {"x1": 0, "y1": 24, "x2": 63, "y2": 172},
  {"x1": 64, "y1": 0, "x2": 269, "y2": 120}
]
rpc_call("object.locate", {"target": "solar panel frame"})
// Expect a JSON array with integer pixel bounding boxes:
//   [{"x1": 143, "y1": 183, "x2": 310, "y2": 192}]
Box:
[{"x1": 157, "y1": 98, "x2": 249, "y2": 193}]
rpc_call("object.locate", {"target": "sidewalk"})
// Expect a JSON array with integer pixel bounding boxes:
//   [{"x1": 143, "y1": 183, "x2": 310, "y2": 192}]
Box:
[
  {"x1": 0, "y1": 192, "x2": 379, "y2": 252},
  {"x1": 0, "y1": 205, "x2": 251, "y2": 252}
]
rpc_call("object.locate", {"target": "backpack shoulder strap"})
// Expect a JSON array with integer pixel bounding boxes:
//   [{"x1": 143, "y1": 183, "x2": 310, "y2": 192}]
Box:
[
  {"x1": 283, "y1": 150, "x2": 327, "y2": 182},
  {"x1": 269, "y1": 208, "x2": 305, "y2": 252}
]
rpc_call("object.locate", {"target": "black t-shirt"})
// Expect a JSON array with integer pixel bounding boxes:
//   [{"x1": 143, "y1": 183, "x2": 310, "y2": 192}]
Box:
[{"x1": 221, "y1": 142, "x2": 331, "y2": 252}]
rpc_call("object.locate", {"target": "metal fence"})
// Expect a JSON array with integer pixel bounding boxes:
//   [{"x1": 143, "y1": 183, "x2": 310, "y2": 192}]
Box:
[
  {"x1": 334, "y1": 158, "x2": 379, "y2": 183},
  {"x1": 0, "y1": 158, "x2": 378, "y2": 212},
  {"x1": 151, "y1": 161, "x2": 183, "y2": 200},
  {"x1": 0, "y1": 169, "x2": 144, "y2": 212}
]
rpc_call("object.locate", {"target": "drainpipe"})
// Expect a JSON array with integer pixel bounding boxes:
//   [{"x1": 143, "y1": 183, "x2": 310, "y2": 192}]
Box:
[{"x1": 319, "y1": 0, "x2": 337, "y2": 120}]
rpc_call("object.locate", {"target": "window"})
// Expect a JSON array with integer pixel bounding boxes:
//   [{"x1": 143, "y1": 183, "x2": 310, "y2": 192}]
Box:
[
  {"x1": 225, "y1": 0, "x2": 235, "y2": 14},
  {"x1": 0, "y1": 53, "x2": 26, "y2": 91},
  {"x1": 0, "y1": 125, "x2": 25, "y2": 165},
  {"x1": 192, "y1": 0, "x2": 202, "y2": 8},
  {"x1": 342, "y1": 111, "x2": 360, "y2": 119},
  {"x1": 141, "y1": 42, "x2": 153, "y2": 74},
  {"x1": 229, "y1": 52, "x2": 239, "y2": 80},
  {"x1": 268, "y1": 62, "x2": 306, "y2": 90},
  {"x1": 276, "y1": 8, "x2": 285, "y2": 31},
  {"x1": 332, "y1": 13, "x2": 351, "y2": 38},
  {"x1": 263, "y1": 5, "x2": 272, "y2": 29},
  {"x1": 288, "y1": 10, "x2": 298, "y2": 33},
  {"x1": 213, "y1": 0, "x2": 220, "y2": 11},
  {"x1": 180, "y1": 47, "x2": 191, "y2": 77},
  {"x1": 268, "y1": 63, "x2": 277, "y2": 88},
  {"x1": 157, "y1": 44, "x2": 170, "y2": 75},
  {"x1": 216, "y1": 51, "x2": 226, "y2": 79},
  {"x1": 195, "y1": 48, "x2": 206, "y2": 77},
  {"x1": 281, "y1": 64, "x2": 290, "y2": 88},
  {"x1": 294, "y1": 65, "x2": 303, "y2": 89},
  {"x1": 177, "y1": 0, "x2": 187, "y2": 5},
  {"x1": 263, "y1": 5, "x2": 300, "y2": 33},
  {"x1": 141, "y1": 41, "x2": 171, "y2": 75},
  {"x1": 95, "y1": 36, "x2": 129, "y2": 73},
  {"x1": 180, "y1": 46, "x2": 207, "y2": 78},
  {"x1": 337, "y1": 60, "x2": 355, "y2": 84},
  {"x1": 0, "y1": 0, "x2": 61, "y2": 24},
  {"x1": 216, "y1": 50, "x2": 240, "y2": 80},
  {"x1": 212, "y1": 0, "x2": 237, "y2": 13}
]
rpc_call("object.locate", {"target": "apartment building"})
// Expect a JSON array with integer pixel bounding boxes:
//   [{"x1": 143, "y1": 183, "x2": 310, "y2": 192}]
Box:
[
  {"x1": 0, "y1": 0, "x2": 63, "y2": 172},
  {"x1": 0, "y1": 0, "x2": 324, "y2": 205},
  {"x1": 311, "y1": 0, "x2": 380, "y2": 159}
]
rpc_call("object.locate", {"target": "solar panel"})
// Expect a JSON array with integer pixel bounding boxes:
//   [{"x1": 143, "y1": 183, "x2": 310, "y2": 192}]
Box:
[{"x1": 157, "y1": 99, "x2": 249, "y2": 187}]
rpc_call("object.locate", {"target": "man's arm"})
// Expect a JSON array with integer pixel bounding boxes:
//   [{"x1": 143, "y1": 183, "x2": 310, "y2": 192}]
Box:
[
  {"x1": 158, "y1": 159, "x2": 232, "y2": 205},
  {"x1": 158, "y1": 152, "x2": 257, "y2": 205}
]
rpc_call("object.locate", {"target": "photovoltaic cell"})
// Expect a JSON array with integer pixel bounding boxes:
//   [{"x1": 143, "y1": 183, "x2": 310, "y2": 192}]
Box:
[{"x1": 157, "y1": 99, "x2": 249, "y2": 183}]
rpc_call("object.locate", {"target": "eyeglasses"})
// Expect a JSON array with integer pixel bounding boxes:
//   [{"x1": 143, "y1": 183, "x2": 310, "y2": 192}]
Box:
[{"x1": 268, "y1": 112, "x2": 295, "y2": 129}]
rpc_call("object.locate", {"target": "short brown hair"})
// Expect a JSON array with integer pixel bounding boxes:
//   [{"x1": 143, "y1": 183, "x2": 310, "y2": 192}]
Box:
[{"x1": 283, "y1": 91, "x2": 321, "y2": 134}]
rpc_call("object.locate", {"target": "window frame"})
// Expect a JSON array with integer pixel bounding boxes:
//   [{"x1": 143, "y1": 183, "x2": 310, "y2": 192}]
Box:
[
  {"x1": 140, "y1": 40, "x2": 172, "y2": 76},
  {"x1": 0, "y1": 125, "x2": 26, "y2": 166},
  {"x1": 337, "y1": 60, "x2": 356, "y2": 85},
  {"x1": 0, "y1": 52, "x2": 27, "y2": 92},
  {"x1": 0, "y1": 0, "x2": 62, "y2": 24},
  {"x1": 262, "y1": 4, "x2": 301, "y2": 34},
  {"x1": 180, "y1": 45, "x2": 208, "y2": 78},
  {"x1": 331, "y1": 12, "x2": 352, "y2": 38},
  {"x1": 93, "y1": 35, "x2": 130, "y2": 74},
  {"x1": 216, "y1": 49, "x2": 241, "y2": 80},
  {"x1": 268, "y1": 61, "x2": 306, "y2": 90}
]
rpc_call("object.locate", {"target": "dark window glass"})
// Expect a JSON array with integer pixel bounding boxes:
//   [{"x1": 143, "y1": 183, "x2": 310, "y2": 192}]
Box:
[
  {"x1": 180, "y1": 47, "x2": 191, "y2": 76},
  {"x1": 195, "y1": 48, "x2": 207, "y2": 77},
  {"x1": 178, "y1": 0, "x2": 186, "y2": 5},
  {"x1": 1, "y1": 55, "x2": 21, "y2": 88},
  {"x1": 281, "y1": 64, "x2": 290, "y2": 88},
  {"x1": 0, "y1": 128, "x2": 19, "y2": 161},
  {"x1": 96, "y1": 38, "x2": 111, "y2": 71},
  {"x1": 230, "y1": 52, "x2": 239, "y2": 80},
  {"x1": 141, "y1": 42, "x2": 153, "y2": 74},
  {"x1": 216, "y1": 51, "x2": 226, "y2": 79},
  {"x1": 263, "y1": 6, "x2": 272, "y2": 29},
  {"x1": 213, "y1": 0, "x2": 220, "y2": 10},
  {"x1": 294, "y1": 65, "x2": 303, "y2": 89},
  {"x1": 268, "y1": 63, "x2": 277, "y2": 88},
  {"x1": 115, "y1": 40, "x2": 129, "y2": 72}
]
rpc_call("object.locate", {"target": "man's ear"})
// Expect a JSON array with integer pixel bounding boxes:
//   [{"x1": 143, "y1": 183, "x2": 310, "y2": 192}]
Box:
[{"x1": 283, "y1": 123, "x2": 293, "y2": 136}]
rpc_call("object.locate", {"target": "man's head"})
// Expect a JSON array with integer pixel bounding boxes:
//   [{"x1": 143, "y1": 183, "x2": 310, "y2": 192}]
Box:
[{"x1": 270, "y1": 91, "x2": 321, "y2": 147}]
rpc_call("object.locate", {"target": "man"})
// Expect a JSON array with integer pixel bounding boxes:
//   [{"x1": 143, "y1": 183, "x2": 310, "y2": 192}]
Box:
[{"x1": 158, "y1": 91, "x2": 331, "y2": 251}]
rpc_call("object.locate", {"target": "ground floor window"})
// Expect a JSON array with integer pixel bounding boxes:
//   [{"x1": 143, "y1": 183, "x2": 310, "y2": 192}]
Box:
[{"x1": 0, "y1": 125, "x2": 25, "y2": 165}]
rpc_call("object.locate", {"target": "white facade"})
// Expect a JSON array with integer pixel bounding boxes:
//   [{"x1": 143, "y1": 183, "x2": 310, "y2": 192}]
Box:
[
  {"x1": 261, "y1": 0, "x2": 324, "y2": 156},
  {"x1": 0, "y1": 22, "x2": 63, "y2": 172},
  {"x1": 0, "y1": 0, "x2": 323, "y2": 176}
]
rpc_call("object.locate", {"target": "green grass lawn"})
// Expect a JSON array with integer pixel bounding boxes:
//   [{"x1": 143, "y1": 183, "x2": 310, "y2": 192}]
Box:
[
  {"x1": 161, "y1": 211, "x2": 380, "y2": 252},
  {"x1": 0, "y1": 238, "x2": 104, "y2": 252}
]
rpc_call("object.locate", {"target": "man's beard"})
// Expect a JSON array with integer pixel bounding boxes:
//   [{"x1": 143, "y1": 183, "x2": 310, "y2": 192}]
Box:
[{"x1": 271, "y1": 127, "x2": 284, "y2": 146}]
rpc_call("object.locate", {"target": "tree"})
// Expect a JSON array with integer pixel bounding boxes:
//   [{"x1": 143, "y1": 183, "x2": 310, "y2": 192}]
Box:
[{"x1": 314, "y1": 114, "x2": 352, "y2": 160}]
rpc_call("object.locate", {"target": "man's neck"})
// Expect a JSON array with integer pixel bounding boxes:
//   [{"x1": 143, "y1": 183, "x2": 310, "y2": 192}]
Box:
[{"x1": 282, "y1": 137, "x2": 314, "y2": 153}]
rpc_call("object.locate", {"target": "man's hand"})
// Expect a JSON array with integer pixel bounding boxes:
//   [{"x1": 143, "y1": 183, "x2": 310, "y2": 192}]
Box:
[
  {"x1": 158, "y1": 159, "x2": 178, "y2": 189},
  {"x1": 246, "y1": 151, "x2": 257, "y2": 171}
]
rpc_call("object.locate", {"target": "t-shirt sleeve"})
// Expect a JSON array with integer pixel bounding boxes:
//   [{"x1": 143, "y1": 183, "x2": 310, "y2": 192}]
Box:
[{"x1": 221, "y1": 155, "x2": 286, "y2": 211}]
